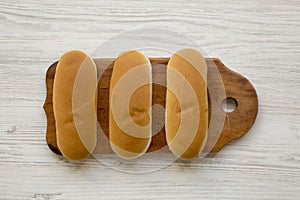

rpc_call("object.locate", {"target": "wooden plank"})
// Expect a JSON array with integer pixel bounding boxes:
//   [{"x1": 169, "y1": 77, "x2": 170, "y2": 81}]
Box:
[{"x1": 1, "y1": 0, "x2": 299, "y2": 199}]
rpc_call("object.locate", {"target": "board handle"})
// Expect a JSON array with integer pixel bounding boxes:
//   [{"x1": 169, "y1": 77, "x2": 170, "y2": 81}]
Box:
[{"x1": 211, "y1": 59, "x2": 258, "y2": 151}]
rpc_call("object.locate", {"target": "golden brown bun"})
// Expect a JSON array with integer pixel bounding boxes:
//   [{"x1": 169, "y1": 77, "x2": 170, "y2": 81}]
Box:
[
  {"x1": 166, "y1": 48, "x2": 208, "y2": 160},
  {"x1": 109, "y1": 50, "x2": 152, "y2": 159},
  {"x1": 53, "y1": 50, "x2": 97, "y2": 160}
]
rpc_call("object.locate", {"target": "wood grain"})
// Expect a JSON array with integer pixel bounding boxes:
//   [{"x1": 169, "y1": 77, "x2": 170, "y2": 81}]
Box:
[
  {"x1": 0, "y1": 0, "x2": 299, "y2": 199},
  {"x1": 44, "y1": 58, "x2": 258, "y2": 155}
]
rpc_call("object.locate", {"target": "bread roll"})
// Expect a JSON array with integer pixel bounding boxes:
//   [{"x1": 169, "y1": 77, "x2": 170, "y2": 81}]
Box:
[
  {"x1": 53, "y1": 50, "x2": 98, "y2": 160},
  {"x1": 166, "y1": 48, "x2": 208, "y2": 160},
  {"x1": 109, "y1": 50, "x2": 152, "y2": 159}
]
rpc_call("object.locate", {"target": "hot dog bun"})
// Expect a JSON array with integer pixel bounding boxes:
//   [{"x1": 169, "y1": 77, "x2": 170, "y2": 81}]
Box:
[
  {"x1": 109, "y1": 50, "x2": 152, "y2": 159},
  {"x1": 166, "y1": 48, "x2": 208, "y2": 160},
  {"x1": 53, "y1": 50, "x2": 98, "y2": 160}
]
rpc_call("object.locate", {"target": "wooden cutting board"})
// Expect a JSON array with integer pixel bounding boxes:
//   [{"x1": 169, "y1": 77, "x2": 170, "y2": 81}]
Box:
[{"x1": 44, "y1": 58, "x2": 258, "y2": 155}]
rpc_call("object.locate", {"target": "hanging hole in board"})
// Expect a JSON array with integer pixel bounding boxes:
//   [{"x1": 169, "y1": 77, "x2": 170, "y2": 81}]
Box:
[{"x1": 222, "y1": 97, "x2": 237, "y2": 113}]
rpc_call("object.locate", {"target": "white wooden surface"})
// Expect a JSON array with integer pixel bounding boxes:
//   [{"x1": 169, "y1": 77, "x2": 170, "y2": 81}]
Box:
[{"x1": 0, "y1": 0, "x2": 300, "y2": 199}]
